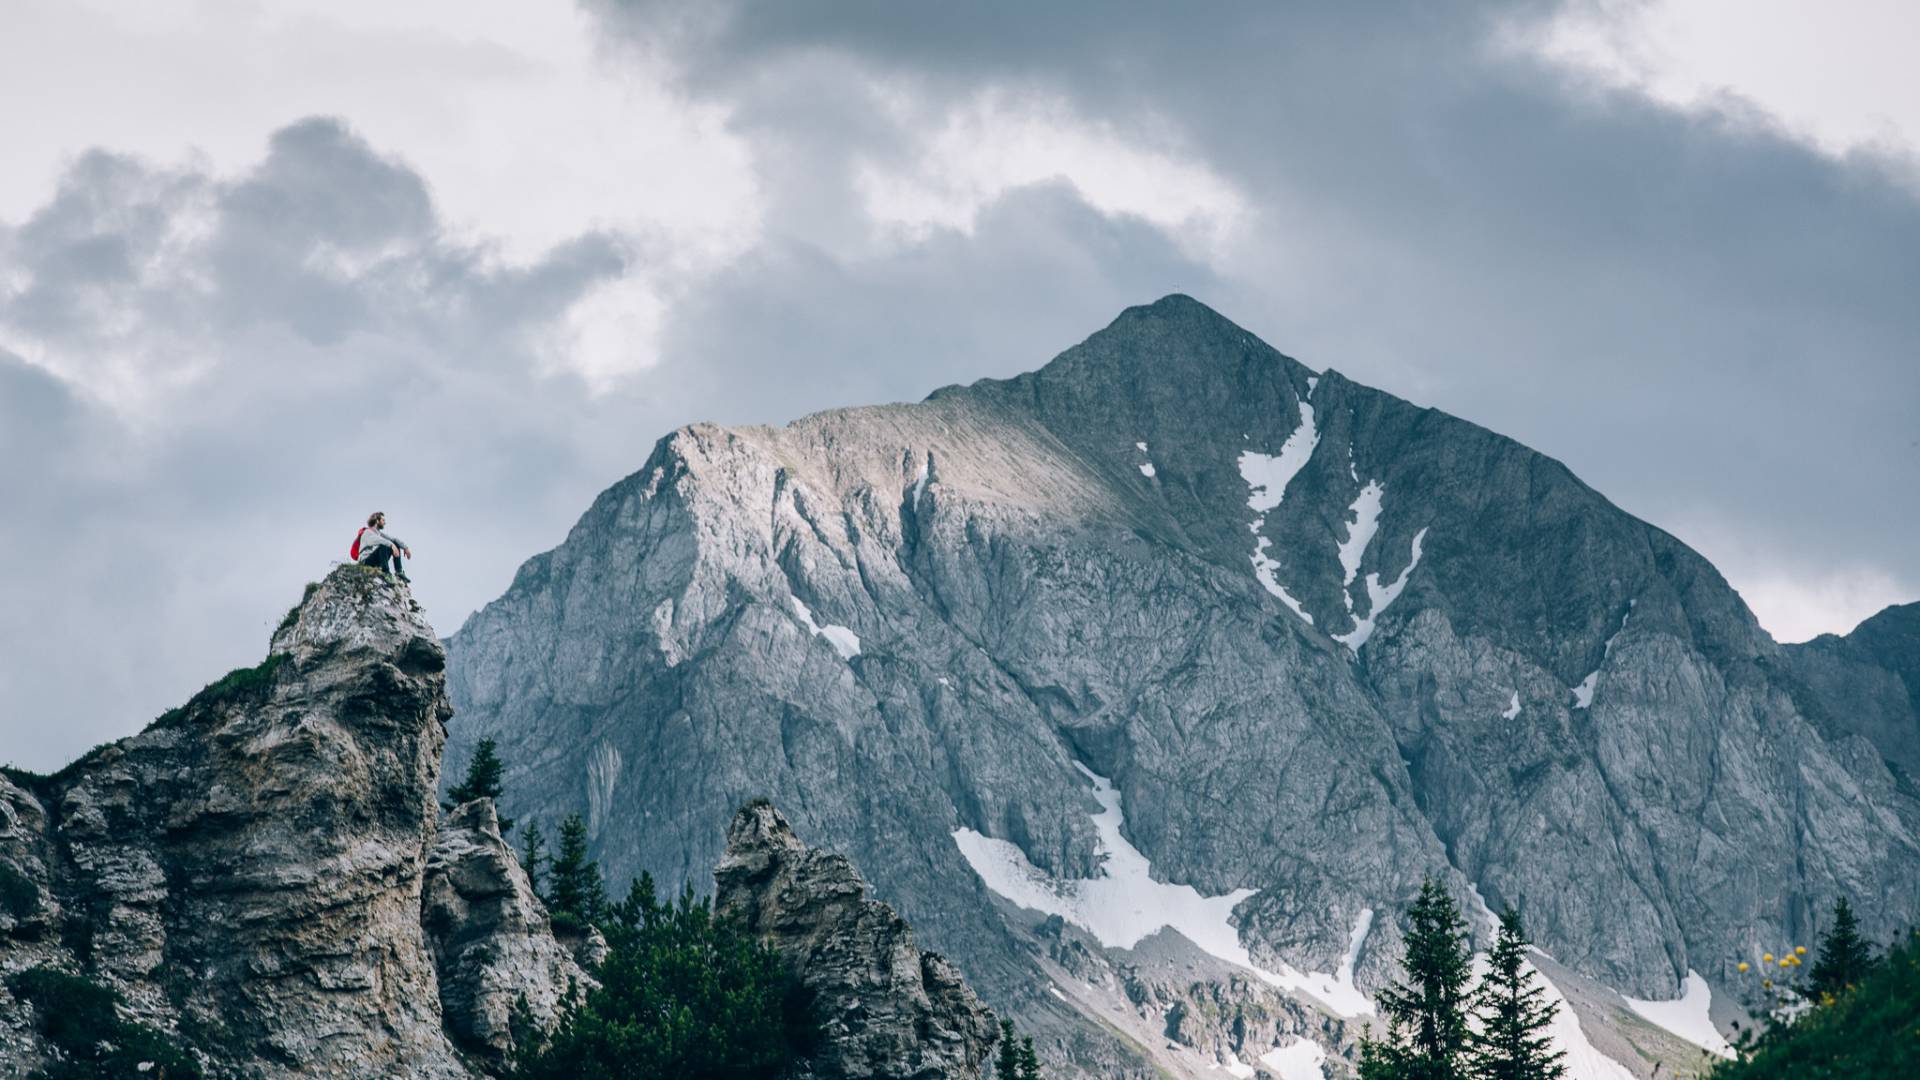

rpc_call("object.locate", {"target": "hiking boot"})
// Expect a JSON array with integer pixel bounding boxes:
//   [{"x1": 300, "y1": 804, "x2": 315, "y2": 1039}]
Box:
[{"x1": 396, "y1": 572, "x2": 412, "y2": 584}]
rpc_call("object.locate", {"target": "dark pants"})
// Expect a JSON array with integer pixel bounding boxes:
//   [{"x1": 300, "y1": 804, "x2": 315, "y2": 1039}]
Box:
[{"x1": 365, "y1": 544, "x2": 405, "y2": 576}]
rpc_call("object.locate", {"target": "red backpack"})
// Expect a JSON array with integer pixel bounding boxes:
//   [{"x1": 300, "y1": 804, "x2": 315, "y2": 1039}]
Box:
[{"x1": 349, "y1": 527, "x2": 367, "y2": 561}]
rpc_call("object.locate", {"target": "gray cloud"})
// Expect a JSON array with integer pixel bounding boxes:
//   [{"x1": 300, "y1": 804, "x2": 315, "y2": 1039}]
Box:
[
  {"x1": 6, "y1": 2, "x2": 1917, "y2": 766},
  {"x1": 0, "y1": 110, "x2": 1218, "y2": 769},
  {"x1": 592, "y1": 0, "x2": 1920, "y2": 636}
]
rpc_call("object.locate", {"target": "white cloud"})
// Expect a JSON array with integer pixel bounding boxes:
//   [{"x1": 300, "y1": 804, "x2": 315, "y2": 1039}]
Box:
[
  {"x1": 1513, "y1": 0, "x2": 1920, "y2": 160},
  {"x1": 1732, "y1": 566, "x2": 1906, "y2": 645},
  {"x1": 856, "y1": 89, "x2": 1247, "y2": 259},
  {"x1": 541, "y1": 271, "x2": 668, "y2": 389},
  {"x1": 0, "y1": 0, "x2": 764, "y2": 391},
  {"x1": 1664, "y1": 513, "x2": 1907, "y2": 642},
  {"x1": 0, "y1": 0, "x2": 760, "y2": 264}
]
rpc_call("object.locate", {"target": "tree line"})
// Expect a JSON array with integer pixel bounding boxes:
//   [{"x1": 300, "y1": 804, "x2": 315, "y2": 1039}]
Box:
[{"x1": 445, "y1": 739, "x2": 1049, "y2": 1078}]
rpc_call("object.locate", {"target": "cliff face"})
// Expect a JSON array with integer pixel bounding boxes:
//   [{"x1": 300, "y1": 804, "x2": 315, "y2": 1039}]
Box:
[
  {"x1": 424, "y1": 798, "x2": 587, "y2": 1066},
  {"x1": 0, "y1": 566, "x2": 581, "y2": 1078},
  {"x1": 716, "y1": 802, "x2": 999, "y2": 1080},
  {"x1": 444, "y1": 295, "x2": 1920, "y2": 1077}
]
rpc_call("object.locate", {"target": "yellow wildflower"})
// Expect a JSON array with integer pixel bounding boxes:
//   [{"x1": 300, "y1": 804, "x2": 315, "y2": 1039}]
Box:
[
  {"x1": 1763, "y1": 953, "x2": 1774, "y2": 962},
  {"x1": 1795, "y1": 946, "x2": 1807, "y2": 955},
  {"x1": 1737, "y1": 962, "x2": 1750, "y2": 972}
]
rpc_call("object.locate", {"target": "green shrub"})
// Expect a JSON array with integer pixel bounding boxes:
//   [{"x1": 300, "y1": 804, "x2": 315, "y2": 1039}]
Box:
[
  {"x1": 1710, "y1": 929, "x2": 1920, "y2": 1079},
  {"x1": 144, "y1": 653, "x2": 289, "y2": 734},
  {"x1": 8, "y1": 966, "x2": 201, "y2": 1079},
  {"x1": 1, "y1": 764, "x2": 49, "y2": 790},
  {"x1": 275, "y1": 581, "x2": 321, "y2": 636},
  {"x1": 511, "y1": 875, "x2": 813, "y2": 1079},
  {"x1": 0, "y1": 861, "x2": 39, "y2": 921}
]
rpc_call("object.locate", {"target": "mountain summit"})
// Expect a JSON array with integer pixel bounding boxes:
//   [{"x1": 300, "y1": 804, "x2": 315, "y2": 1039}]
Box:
[{"x1": 446, "y1": 296, "x2": 1920, "y2": 1078}]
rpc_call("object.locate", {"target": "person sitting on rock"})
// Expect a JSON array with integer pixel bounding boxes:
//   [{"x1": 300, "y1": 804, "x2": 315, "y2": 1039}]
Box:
[{"x1": 353, "y1": 511, "x2": 412, "y2": 583}]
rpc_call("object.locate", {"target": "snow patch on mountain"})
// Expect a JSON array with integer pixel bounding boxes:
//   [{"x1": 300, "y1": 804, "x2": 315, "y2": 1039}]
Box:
[
  {"x1": 1239, "y1": 400, "x2": 1320, "y2": 623},
  {"x1": 1572, "y1": 601, "x2": 1633, "y2": 710},
  {"x1": 1334, "y1": 527, "x2": 1428, "y2": 652},
  {"x1": 1239, "y1": 400, "x2": 1318, "y2": 515},
  {"x1": 790, "y1": 596, "x2": 861, "y2": 660},
  {"x1": 910, "y1": 453, "x2": 931, "y2": 511},
  {"x1": 1624, "y1": 971, "x2": 1733, "y2": 1057},
  {"x1": 952, "y1": 761, "x2": 1374, "y2": 1017},
  {"x1": 1259, "y1": 1038, "x2": 1327, "y2": 1080},
  {"x1": 1504, "y1": 690, "x2": 1522, "y2": 720},
  {"x1": 1336, "y1": 481, "x2": 1386, "y2": 592},
  {"x1": 1530, "y1": 957, "x2": 1638, "y2": 1080}
]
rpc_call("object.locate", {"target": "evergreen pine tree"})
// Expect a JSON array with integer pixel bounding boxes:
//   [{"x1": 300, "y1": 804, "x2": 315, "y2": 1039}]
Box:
[
  {"x1": 1016, "y1": 1033, "x2": 1043, "y2": 1079},
  {"x1": 1363, "y1": 877, "x2": 1475, "y2": 1080},
  {"x1": 1468, "y1": 907, "x2": 1566, "y2": 1080},
  {"x1": 545, "y1": 812, "x2": 606, "y2": 930},
  {"x1": 995, "y1": 1020, "x2": 1022, "y2": 1078},
  {"x1": 1807, "y1": 897, "x2": 1874, "y2": 998},
  {"x1": 445, "y1": 737, "x2": 513, "y2": 834},
  {"x1": 520, "y1": 820, "x2": 547, "y2": 898}
]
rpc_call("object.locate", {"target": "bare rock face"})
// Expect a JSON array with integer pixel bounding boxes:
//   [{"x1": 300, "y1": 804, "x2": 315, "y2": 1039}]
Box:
[
  {"x1": 0, "y1": 565, "x2": 475, "y2": 1077},
  {"x1": 423, "y1": 797, "x2": 587, "y2": 1064},
  {"x1": 445, "y1": 295, "x2": 1920, "y2": 1077},
  {"x1": 715, "y1": 802, "x2": 998, "y2": 1080}
]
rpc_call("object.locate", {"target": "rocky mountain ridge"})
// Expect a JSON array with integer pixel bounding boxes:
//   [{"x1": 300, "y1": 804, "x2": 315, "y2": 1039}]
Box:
[
  {"x1": 0, "y1": 563, "x2": 1003, "y2": 1078},
  {"x1": 445, "y1": 295, "x2": 1920, "y2": 1078}
]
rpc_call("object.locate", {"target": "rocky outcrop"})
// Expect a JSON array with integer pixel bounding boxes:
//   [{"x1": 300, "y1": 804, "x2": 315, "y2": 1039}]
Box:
[
  {"x1": 716, "y1": 801, "x2": 999, "y2": 1079},
  {"x1": 0, "y1": 565, "x2": 574, "y2": 1078},
  {"x1": 445, "y1": 295, "x2": 1920, "y2": 1077},
  {"x1": 423, "y1": 797, "x2": 588, "y2": 1065},
  {"x1": 1785, "y1": 602, "x2": 1920, "y2": 777}
]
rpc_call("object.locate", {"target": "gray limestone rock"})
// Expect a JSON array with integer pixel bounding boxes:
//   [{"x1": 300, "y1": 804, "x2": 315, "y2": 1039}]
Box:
[
  {"x1": 422, "y1": 797, "x2": 587, "y2": 1065},
  {"x1": 716, "y1": 801, "x2": 999, "y2": 1079},
  {"x1": 444, "y1": 296, "x2": 1920, "y2": 1076},
  {"x1": 1, "y1": 565, "x2": 468, "y2": 1078}
]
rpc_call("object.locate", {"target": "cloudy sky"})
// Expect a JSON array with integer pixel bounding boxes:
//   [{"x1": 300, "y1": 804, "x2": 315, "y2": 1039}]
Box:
[{"x1": 3, "y1": 0, "x2": 1916, "y2": 770}]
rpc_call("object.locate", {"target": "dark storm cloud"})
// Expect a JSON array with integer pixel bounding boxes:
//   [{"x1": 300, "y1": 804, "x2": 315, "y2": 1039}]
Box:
[
  {"x1": 0, "y1": 118, "x2": 639, "y2": 769},
  {"x1": 0, "y1": 110, "x2": 1219, "y2": 769},
  {"x1": 593, "y1": 0, "x2": 1920, "y2": 628}
]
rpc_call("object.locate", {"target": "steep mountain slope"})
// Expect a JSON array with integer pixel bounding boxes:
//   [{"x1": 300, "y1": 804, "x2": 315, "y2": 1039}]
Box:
[{"x1": 445, "y1": 296, "x2": 1920, "y2": 1077}]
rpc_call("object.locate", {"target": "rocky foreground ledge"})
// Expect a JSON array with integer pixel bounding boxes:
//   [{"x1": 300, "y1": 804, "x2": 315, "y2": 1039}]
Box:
[
  {"x1": 0, "y1": 566, "x2": 583, "y2": 1077},
  {"x1": 0, "y1": 564, "x2": 1000, "y2": 1078}
]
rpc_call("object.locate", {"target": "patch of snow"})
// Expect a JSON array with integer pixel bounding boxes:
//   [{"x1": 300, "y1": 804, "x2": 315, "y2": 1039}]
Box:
[
  {"x1": 1465, "y1": 882, "x2": 1499, "y2": 934},
  {"x1": 1571, "y1": 671, "x2": 1598, "y2": 709},
  {"x1": 790, "y1": 596, "x2": 861, "y2": 660},
  {"x1": 952, "y1": 762, "x2": 1374, "y2": 1016},
  {"x1": 1338, "y1": 909, "x2": 1373, "y2": 984},
  {"x1": 1572, "y1": 603, "x2": 1633, "y2": 710},
  {"x1": 1334, "y1": 527, "x2": 1428, "y2": 652},
  {"x1": 1335, "y1": 481, "x2": 1386, "y2": 590},
  {"x1": 1140, "y1": 462, "x2": 1157, "y2": 478},
  {"x1": 1250, "y1": 535, "x2": 1314, "y2": 625},
  {"x1": 1222, "y1": 1053, "x2": 1256, "y2": 1079},
  {"x1": 1503, "y1": 690, "x2": 1521, "y2": 720},
  {"x1": 1238, "y1": 400, "x2": 1320, "y2": 623},
  {"x1": 1136, "y1": 441, "x2": 1148, "y2": 451},
  {"x1": 1239, "y1": 399, "x2": 1318, "y2": 514},
  {"x1": 936, "y1": 676, "x2": 950, "y2": 686},
  {"x1": 1624, "y1": 971, "x2": 1734, "y2": 1058},
  {"x1": 1530, "y1": 959, "x2": 1638, "y2": 1080},
  {"x1": 1305, "y1": 375, "x2": 1319, "y2": 397},
  {"x1": 910, "y1": 453, "x2": 931, "y2": 511},
  {"x1": 1260, "y1": 1038, "x2": 1328, "y2": 1080}
]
